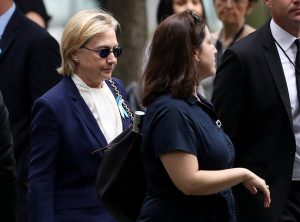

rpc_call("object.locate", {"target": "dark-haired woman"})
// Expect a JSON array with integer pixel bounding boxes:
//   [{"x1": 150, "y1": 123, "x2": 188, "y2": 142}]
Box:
[
  {"x1": 137, "y1": 11, "x2": 270, "y2": 222},
  {"x1": 127, "y1": 0, "x2": 206, "y2": 112}
]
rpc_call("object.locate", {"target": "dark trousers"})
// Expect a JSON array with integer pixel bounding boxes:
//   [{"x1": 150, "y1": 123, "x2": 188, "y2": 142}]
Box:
[{"x1": 279, "y1": 181, "x2": 300, "y2": 222}]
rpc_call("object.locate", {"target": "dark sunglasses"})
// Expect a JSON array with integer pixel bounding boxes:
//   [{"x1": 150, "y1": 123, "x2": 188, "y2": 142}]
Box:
[
  {"x1": 189, "y1": 11, "x2": 200, "y2": 23},
  {"x1": 82, "y1": 46, "x2": 122, "y2": 58}
]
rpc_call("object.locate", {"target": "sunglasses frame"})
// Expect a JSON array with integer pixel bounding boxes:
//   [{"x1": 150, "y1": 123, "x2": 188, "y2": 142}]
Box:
[
  {"x1": 81, "y1": 46, "x2": 122, "y2": 58},
  {"x1": 189, "y1": 11, "x2": 200, "y2": 23}
]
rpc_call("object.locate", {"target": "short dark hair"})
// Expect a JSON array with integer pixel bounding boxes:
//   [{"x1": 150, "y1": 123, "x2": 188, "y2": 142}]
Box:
[
  {"x1": 156, "y1": 0, "x2": 205, "y2": 24},
  {"x1": 142, "y1": 11, "x2": 206, "y2": 106}
]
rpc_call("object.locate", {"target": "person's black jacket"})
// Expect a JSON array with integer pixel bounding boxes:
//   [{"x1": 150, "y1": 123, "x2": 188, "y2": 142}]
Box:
[
  {"x1": 0, "y1": 6, "x2": 62, "y2": 222},
  {"x1": 213, "y1": 22, "x2": 296, "y2": 222},
  {"x1": 0, "y1": 91, "x2": 17, "y2": 222}
]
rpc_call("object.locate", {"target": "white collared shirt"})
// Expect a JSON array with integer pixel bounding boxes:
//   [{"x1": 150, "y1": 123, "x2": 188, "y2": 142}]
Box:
[
  {"x1": 72, "y1": 74, "x2": 122, "y2": 143},
  {"x1": 0, "y1": 3, "x2": 15, "y2": 39},
  {"x1": 271, "y1": 19, "x2": 300, "y2": 180}
]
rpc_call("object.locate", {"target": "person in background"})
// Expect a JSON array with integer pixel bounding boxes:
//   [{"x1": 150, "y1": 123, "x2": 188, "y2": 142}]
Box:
[
  {"x1": 137, "y1": 11, "x2": 270, "y2": 222},
  {"x1": 127, "y1": 0, "x2": 206, "y2": 112},
  {"x1": 0, "y1": 0, "x2": 62, "y2": 221},
  {"x1": 28, "y1": 9, "x2": 132, "y2": 222},
  {"x1": 214, "y1": 0, "x2": 258, "y2": 67},
  {"x1": 202, "y1": 0, "x2": 258, "y2": 100},
  {"x1": 14, "y1": 0, "x2": 50, "y2": 28},
  {"x1": 0, "y1": 90, "x2": 17, "y2": 222},
  {"x1": 156, "y1": 0, "x2": 205, "y2": 24},
  {"x1": 212, "y1": 0, "x2": 300, "y2": 221}
]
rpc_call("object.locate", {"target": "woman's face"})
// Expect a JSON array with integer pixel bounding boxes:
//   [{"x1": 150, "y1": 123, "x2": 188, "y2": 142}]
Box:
[
  {"x1": 73, "y1": 29, "x2": 119, "y2": 88},
  {"x1": 214, "y1": 0, "x2": 252, "y2": 26},
  {"x1": 195, "y1": 26, "x2": 217, "y2": 78},
  {"x1": 173, "y1": 0, "x2": 204, "y2": 16}
]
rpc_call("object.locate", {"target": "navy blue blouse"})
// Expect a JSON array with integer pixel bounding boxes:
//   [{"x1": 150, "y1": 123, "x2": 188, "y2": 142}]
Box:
[{"x1": 138, "y1": 94, "x2": 237, "y2": 222}]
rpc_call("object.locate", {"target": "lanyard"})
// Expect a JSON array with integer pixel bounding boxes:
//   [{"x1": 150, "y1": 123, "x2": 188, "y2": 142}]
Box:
[
  {"x1": 273, "y1": 38, "x2": 300, "y2": 74},
  {"x1": 216, "y1": 25, "x2": 245, "y2": 67}
]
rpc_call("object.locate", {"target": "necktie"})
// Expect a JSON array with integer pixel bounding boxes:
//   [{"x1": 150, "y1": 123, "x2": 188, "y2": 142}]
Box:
[{"x1": 295, "y1": 39, "x2": 300, "y2": 104}]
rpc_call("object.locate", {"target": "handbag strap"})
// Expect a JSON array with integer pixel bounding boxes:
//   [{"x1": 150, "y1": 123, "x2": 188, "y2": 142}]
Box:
[{"x1": 108, "y1": 79, "x2": 134, "y2": 122}]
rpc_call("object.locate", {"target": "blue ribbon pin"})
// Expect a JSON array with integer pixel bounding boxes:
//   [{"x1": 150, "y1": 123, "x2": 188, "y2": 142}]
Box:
[{"x1": 116, "y1": 95, "x2": 129, "y2": 119}]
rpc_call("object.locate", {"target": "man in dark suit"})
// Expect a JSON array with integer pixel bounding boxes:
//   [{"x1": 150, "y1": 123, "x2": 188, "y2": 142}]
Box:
[
  {"x1": 0, "y1": 0, "x2": 61, "y2": 221},
  {"x1": 212, "y1": 0, "x2": 300, "y2": 221},
  {"x1": 0, "y1": 90, "x2": 17, "y2": 222}
]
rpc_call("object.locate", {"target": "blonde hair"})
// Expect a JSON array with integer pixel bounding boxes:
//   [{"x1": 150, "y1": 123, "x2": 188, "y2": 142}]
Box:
[{"x1": 57, "y1": 9, "x2": 119, "y2": 75}]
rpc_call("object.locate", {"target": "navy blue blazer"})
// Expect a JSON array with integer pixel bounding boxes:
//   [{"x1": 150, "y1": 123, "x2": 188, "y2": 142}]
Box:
[{"x1": 28, "y1": 76, "x2": 132, "y2": 222}]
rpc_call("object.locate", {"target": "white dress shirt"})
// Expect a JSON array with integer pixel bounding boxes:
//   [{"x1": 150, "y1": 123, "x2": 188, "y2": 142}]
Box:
[
  {"x1": 271, "y1": 19, "x2": 300, "y2": 180},
  {"x1": 72, "y1": 74, "x2": 122, "y2": 143}
]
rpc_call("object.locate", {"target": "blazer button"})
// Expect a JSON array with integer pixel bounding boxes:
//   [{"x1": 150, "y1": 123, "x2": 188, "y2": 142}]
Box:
[{"x1": 286, "y1": 175, "x2": 292, "y2": 181}]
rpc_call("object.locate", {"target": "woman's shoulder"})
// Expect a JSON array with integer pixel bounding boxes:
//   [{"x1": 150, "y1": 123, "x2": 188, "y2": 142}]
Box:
[
  {"x1": 36, "y1": 78, "x2": 68, "y2": 104},
  {"x1": 110, "y1": 77, "x2": 126, "y2": 88},
  {"x1": 241, "y1": 24, "x2": 256, "y2": 39},
  {"x1": 148, "y1": 95, "x2": 191, "y2": 115}
]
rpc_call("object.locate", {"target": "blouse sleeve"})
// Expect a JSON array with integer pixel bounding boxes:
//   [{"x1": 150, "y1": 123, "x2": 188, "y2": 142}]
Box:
[{"x1": 149, "y1": 101, "x2": 198, "y2": 157}]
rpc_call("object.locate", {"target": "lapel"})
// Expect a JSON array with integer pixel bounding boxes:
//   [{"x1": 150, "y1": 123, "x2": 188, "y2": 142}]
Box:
[
  {"x1": 0, "y1": 8, "x2": 22, "y2": 61},
  {"x1": 64, "y1": 77, "x2": 108, "y2": 146},
  {"x1": 261, "y1": 22, "x2": 294, "y2": 127}
]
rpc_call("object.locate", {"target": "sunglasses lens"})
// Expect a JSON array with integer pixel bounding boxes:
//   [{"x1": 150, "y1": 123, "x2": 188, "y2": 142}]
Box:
[
  {"x1": 99, "y1": 48, "x2": 110, "y2": 58},
  {"x1": 113, "y1": 47, "x2": 122, "y2": 58},
  {"x1": 99, "y1": 47, "x2": 122, "y2": 58}
]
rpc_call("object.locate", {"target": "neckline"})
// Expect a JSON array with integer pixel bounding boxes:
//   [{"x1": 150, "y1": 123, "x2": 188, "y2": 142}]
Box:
[
  {"x1": 215, "y1": 25, "x2": 245, "y2": 67},
  {"x1": 218, "y1": 25, "x2": 245, "y2": 49}
]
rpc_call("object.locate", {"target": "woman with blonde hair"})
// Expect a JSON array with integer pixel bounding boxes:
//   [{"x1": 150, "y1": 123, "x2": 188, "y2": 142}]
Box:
[{"x1": 28, "y1": 9, "x2": 131, "y2": 222}]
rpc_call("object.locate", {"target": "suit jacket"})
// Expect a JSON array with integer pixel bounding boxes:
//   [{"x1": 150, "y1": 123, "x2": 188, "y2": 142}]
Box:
[
  {"x1": 28, "y1": 77, "x2": 132, "y2": 222},
  {"x1": 0, "y1": 91, "x2": 17, "y2": 222},
  {"x1": 212, "y1": 22, "x2": 296, "y2": 222},
  {"x1": 0, "y1": 4, "x2": 61, "y2": 192}
]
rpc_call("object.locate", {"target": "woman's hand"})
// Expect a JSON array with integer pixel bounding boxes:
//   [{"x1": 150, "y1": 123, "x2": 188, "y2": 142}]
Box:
[{"x1": 242, "y1": 170, "x2": 271, "y2": 208}]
